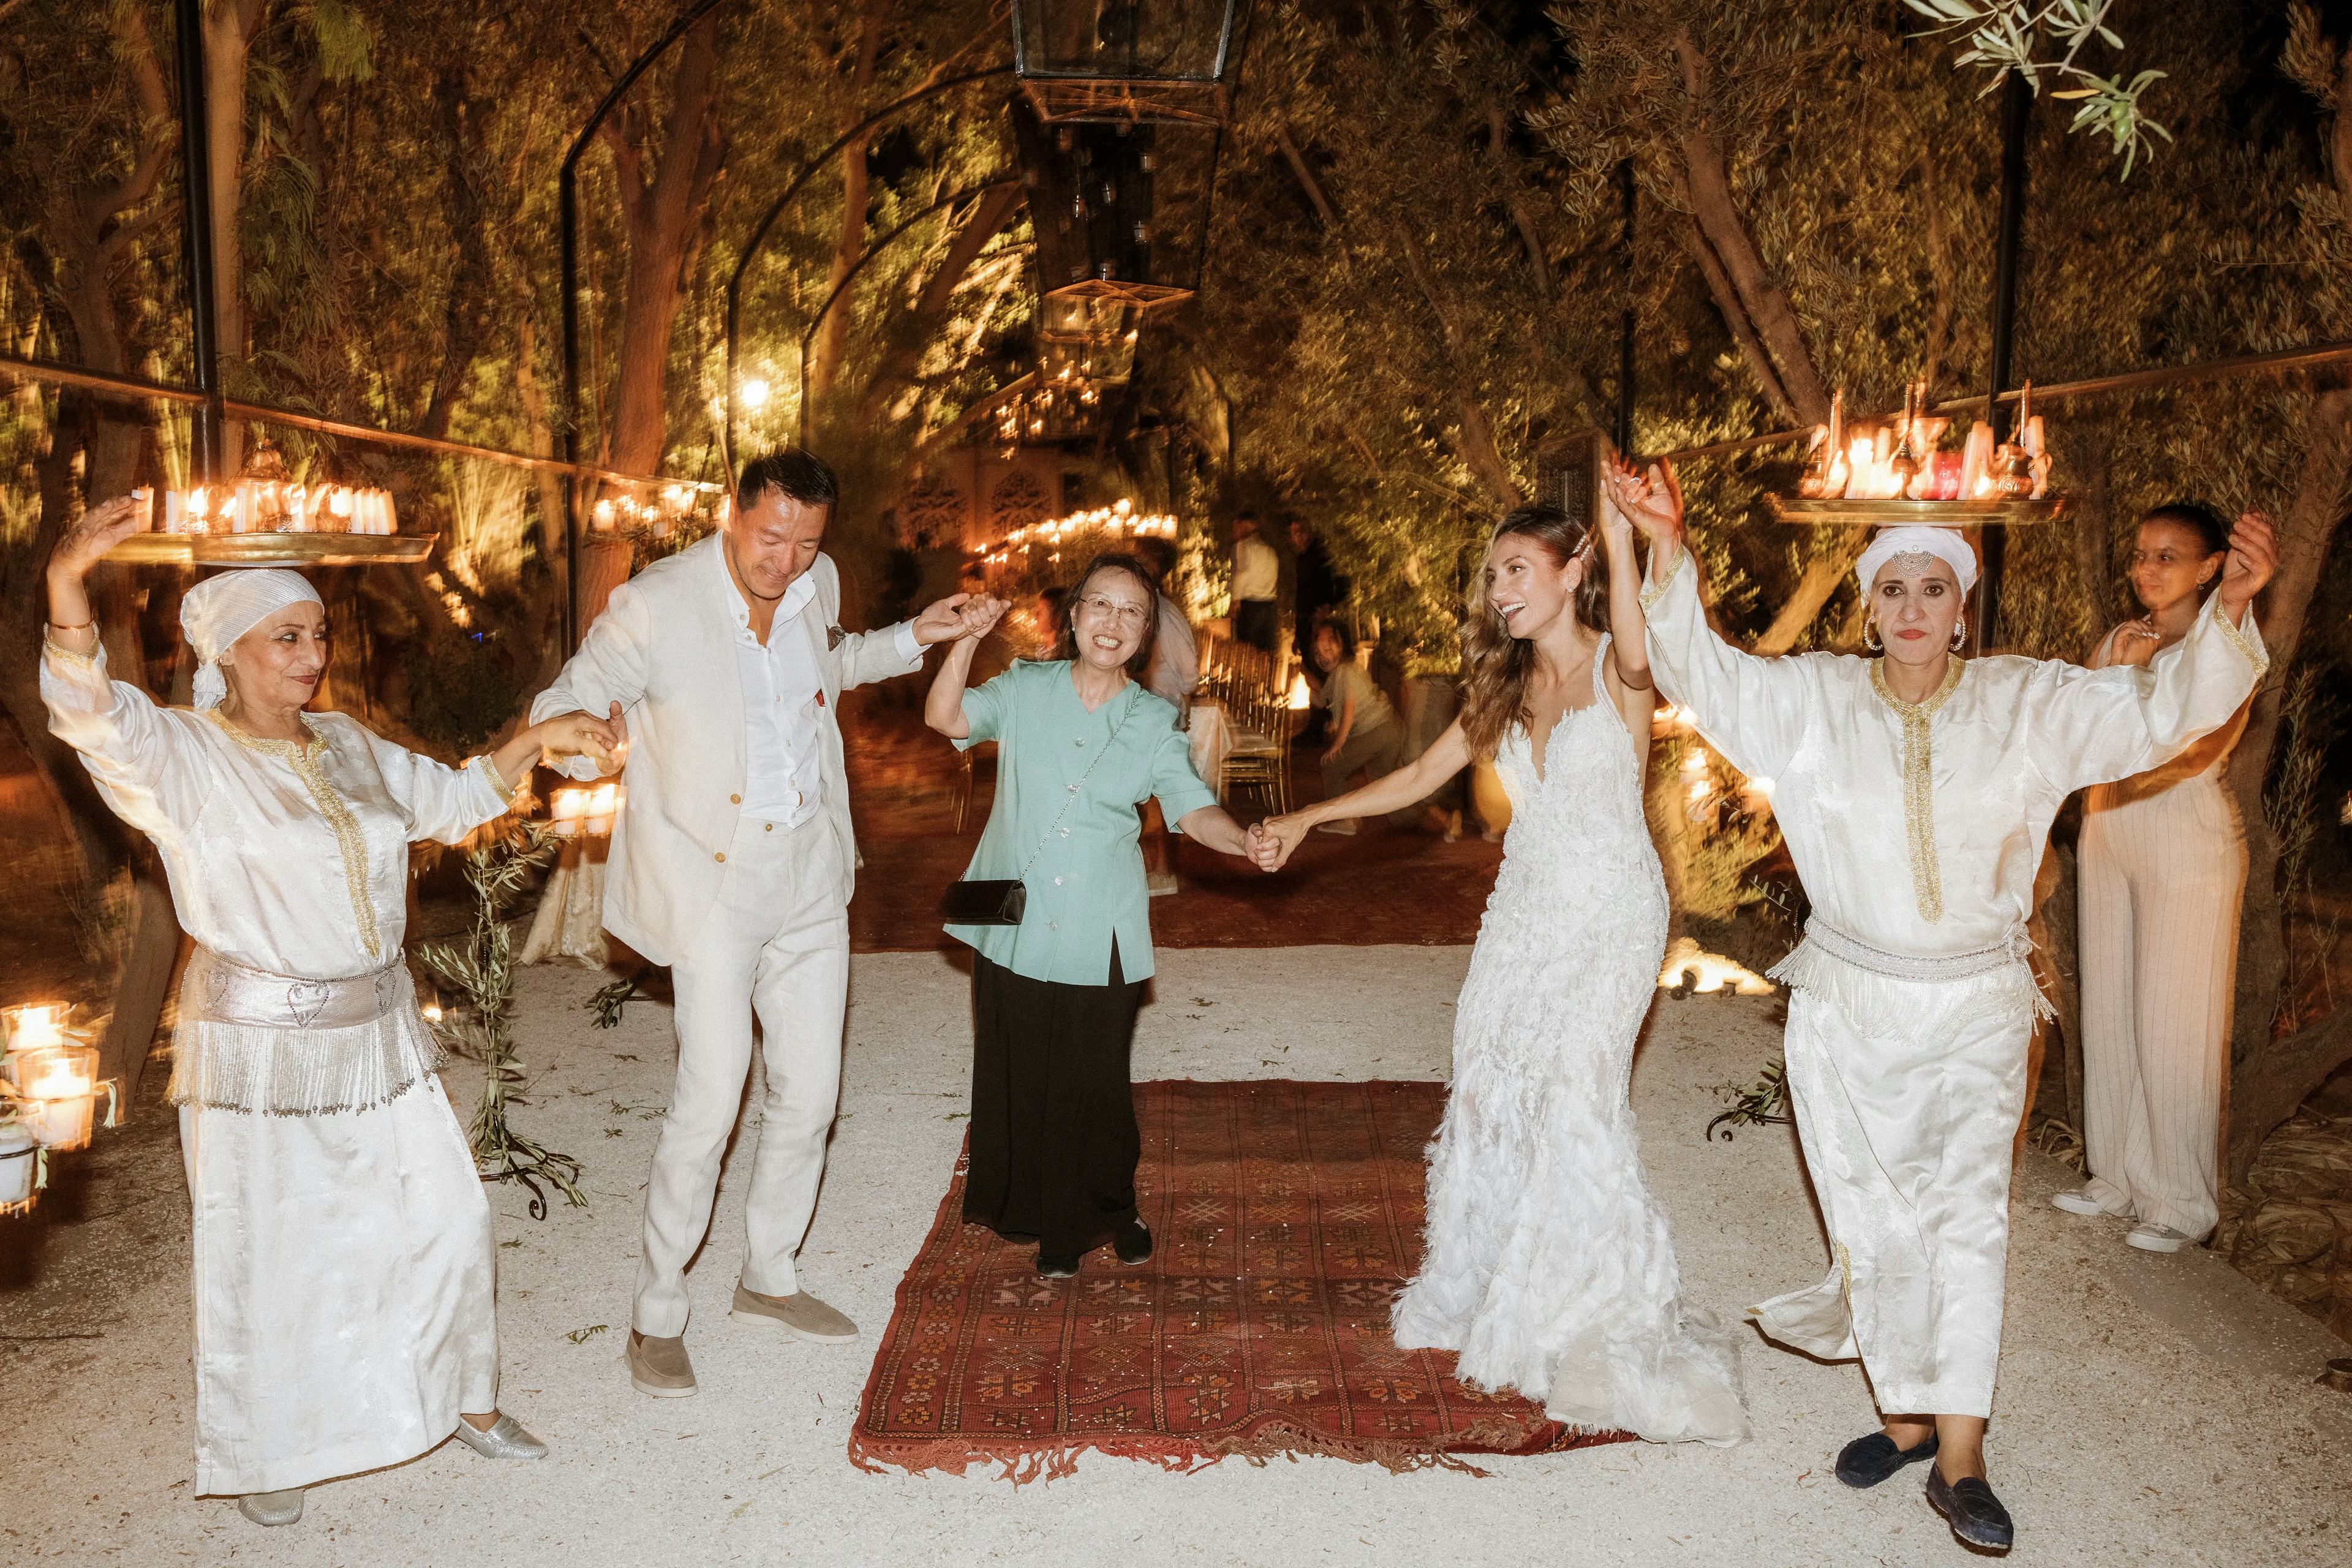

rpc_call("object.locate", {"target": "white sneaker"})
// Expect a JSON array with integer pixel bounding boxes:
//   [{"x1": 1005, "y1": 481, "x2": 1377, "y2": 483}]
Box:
[
  {"x1": 2049, "y1": 1187, "x2": 2109, "y2": 1218},
  {"x1": 2125, "y1": 1221, "x2": 2194, "y2": 1253}
]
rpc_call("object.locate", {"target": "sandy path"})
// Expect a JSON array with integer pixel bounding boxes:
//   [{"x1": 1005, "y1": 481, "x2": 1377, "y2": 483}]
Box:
[{"x1": 4, "y1": 947, "x2": 2346, "y2": 1566}]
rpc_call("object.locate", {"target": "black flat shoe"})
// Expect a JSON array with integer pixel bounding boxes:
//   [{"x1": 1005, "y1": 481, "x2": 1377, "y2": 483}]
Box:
[
  {"x1": 1036, "y1": 1251, "x2": 1082, "y2": 1280},
  {"x1": 1925, "y1": 1466, "x2": 2015, "y2": 1552},
  {"x1": 1834, "y1": 1430, "x2": 1940, "y2": 1488},
  {"x1": 1113, "y1": 1219, "x2": 1153, "y2": 1265}
]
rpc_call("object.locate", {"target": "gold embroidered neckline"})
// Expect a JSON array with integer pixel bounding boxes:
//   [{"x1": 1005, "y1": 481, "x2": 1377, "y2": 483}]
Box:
[
  {"x1": 206, "y1": 709, "x2": 382, "y2": 960},
  {"x1": 1869, "y1": 657, "x2": 1966, "y2": 924}
]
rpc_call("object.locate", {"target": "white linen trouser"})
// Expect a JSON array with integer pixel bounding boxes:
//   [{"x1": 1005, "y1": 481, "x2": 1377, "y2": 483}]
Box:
[
  {"x1": 1750, "y1": 957, "x2": 2036, "y2": 1419},
  {"x1": 2077, "y1": 777, "x2": 2246, "y2": 1240},
  {"x1": 633, "y1": 814, "x2": 849, "y2": 1336}
]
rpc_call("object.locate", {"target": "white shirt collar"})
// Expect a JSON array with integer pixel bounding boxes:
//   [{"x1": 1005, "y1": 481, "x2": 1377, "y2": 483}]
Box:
[{"x1": 715, "y1": 538, "x2": 818, "y2": 639}]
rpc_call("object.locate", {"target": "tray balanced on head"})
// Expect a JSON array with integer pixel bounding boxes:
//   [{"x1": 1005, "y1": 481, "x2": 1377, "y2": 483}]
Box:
[{"x1": 103, "y1": 532, "x2": 439, "y2": 567}]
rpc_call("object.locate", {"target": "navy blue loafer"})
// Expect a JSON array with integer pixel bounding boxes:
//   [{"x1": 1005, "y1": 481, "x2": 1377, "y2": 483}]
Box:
[
  {"x1": 1925, "y1": 1466, "x2": 2015, "y2": 1551},
  {"x1": 1835, "y1": 1430, "x2": 1940, "y2": 1488}
]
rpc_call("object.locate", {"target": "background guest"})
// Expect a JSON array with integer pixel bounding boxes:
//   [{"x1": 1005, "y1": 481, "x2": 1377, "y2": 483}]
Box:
[
  {"x1": 1230, "y1": 511, "x2": 1280, "y2": 654},
  {"x1": 2057, "y1": 503, "x2": 2255, "y2": 1253},
  {"x1": 1308, "y1": 619, "x2": 1424, "y2": 836},
  {"x1": 927, "y1": 553, "x2": 1260, "y2": 1277},
  {"x1": 1289, "y1": 518, "x2": 1348, "y2": 743}
]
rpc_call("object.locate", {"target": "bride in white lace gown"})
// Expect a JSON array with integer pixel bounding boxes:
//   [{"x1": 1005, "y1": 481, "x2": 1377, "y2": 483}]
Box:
[{"x1": 1257, "y1": 486, "x2": 1747, "y2": 1446}]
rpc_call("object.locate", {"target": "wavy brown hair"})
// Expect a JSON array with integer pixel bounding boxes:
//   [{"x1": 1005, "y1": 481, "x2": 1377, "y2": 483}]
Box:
[{"x1": 1457, "y1": 504, "x2": 1609, "y2": 761}]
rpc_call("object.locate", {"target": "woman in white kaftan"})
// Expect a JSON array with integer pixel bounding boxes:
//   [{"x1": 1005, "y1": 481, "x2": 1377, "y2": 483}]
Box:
[
  {"x1": 1607, "y1": 462, "x2": 2273, "y2": 1552},
  {"x1": 39, "y1": 499, "x2": 619, "y2": 1528}
]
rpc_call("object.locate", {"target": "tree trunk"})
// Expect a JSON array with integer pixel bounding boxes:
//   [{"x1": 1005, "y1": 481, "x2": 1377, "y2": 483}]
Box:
[
  {"x1": 600, "y1": 14, "x2": 726, "y2": 484},
  {"x1": 203, "y1": 0, "x2": 270, "y2": 466},
  {"x1": 2223, "y1": 386, "x2": 2352, "y2": 1180},
  {"x1": 809, "y1": 1, "x2": 888, "y2": 409}
]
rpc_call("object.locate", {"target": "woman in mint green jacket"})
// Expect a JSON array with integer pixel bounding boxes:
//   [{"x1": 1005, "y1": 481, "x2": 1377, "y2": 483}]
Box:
[{"x1": 928, "y1": 553, "x2": 1261, "y2": 1278}]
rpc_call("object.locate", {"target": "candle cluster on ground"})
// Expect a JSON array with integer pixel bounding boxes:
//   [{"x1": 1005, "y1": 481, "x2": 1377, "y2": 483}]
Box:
[
  {"x1": 1796, "y1": 382, "x2": 2052, "y2": 502},
  {"x1": 139, "y1": 480, "x2": 401, "y2": 535},
  {"x1": 0, "y1": 1004, "x2": 111, "y2": 1216},
  {"x1": 976, "y1": 499, "x2": 1179, "y2": 570}
]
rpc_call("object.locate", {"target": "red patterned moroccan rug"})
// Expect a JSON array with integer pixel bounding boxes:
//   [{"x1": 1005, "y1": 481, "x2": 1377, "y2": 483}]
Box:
[{"x1": 848, "y1": 1079, "x2": 1636, "y2": 1480}]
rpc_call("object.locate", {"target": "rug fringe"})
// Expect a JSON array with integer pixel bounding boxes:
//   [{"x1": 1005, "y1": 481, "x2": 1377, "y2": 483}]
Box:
[{"x1": 846, "y1": 1412, "x2": 1626, "y2": 1484}]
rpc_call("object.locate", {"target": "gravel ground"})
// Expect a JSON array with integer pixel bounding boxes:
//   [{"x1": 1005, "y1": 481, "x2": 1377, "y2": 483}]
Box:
[{"x1": 3, "y1": 946, "x2": 2346, "y2": 1567}]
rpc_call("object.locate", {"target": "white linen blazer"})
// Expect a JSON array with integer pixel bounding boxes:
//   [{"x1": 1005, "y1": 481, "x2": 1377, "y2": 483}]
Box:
[{"x1": 530, "y1": 535, "x2": 923, "y2": 963}]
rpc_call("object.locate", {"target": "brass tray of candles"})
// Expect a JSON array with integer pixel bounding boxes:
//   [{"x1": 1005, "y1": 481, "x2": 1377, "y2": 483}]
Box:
[
  {"x1": 105, "y1": 531, "x2": 439, "y2": 566},
  {"x1": 1766, "y1": 496, "x2": 2070, "y2": 527}
]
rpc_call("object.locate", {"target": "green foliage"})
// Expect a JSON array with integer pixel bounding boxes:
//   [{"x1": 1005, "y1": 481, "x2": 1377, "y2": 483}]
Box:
[
  {"x1": 416, "y1": 823, "x2": 584, "y2": 1219},
  {"x1": 1902, "y1": 0, "x2": 2171, "y2": 173},
  {"x1": 406, "y1": 626, "x2": 529, "y2": 752}
]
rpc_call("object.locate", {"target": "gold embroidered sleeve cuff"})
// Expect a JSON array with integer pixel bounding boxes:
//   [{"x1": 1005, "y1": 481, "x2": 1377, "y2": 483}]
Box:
[
  {"x1": 2212, "y1": 600, "x2": 2269, "y2": 680},
  {"x1": 474, "y1": 753, "x2": 511, "y2": 799},
  {"x1": 1638, "y1": 548, "x2": 1689, "y2": 614},
  {"x1": 41, "y1": 634, "x2": 101, "y2": 670}
]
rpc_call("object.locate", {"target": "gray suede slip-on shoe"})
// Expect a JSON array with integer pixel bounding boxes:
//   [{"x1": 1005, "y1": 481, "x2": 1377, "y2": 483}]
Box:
[
  {"x1": 728, "y1": 1282, "x2": 858, "y2": 1343},
  {"x1": 237, "y1": 1489, "x2": 304, "y2": 1527},
  {"x1": 627, "y1": 1329, "x2": 698, "y2": 1396}
]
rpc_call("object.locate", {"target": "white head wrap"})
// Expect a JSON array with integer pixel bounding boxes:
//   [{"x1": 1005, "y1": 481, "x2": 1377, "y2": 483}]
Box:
[
  {"x1": 1856, "y1": 526, "x2": 1978, "y2": 597},
  {"x1": 180, "y1": 569, "x2": 324, "y2": 709}
]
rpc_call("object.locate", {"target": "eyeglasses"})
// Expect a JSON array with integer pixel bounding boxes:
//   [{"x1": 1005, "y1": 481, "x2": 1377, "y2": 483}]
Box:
[{"x1": 1077, "y1": 594, "x2": 1151, "y2": 627}]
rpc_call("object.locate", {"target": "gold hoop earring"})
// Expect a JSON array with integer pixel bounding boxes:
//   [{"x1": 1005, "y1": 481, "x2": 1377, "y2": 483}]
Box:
[{"x1": 1862, "y1": 619, "x2": 1883, "y2": 653}]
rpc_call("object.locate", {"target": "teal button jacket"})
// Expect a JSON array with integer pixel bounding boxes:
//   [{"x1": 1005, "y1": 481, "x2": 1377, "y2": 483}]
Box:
[{"x1": 948, "y1": 660, "x2": 1219, "y2": 985}]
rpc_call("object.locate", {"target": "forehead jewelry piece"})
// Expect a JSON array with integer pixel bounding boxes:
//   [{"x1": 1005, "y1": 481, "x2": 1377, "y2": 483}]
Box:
[{"x1": 1887, "y1": 551, "x2": 1940, "y2": 576}]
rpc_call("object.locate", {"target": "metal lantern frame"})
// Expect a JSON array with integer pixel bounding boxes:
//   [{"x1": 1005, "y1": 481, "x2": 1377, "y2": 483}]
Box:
[
  {"x1": 1012, "y1": 0, "x2": 1253, "y2": 126},
  {"x1": 1014, "y1": 100, "x2": 1223, "y2": 312}
]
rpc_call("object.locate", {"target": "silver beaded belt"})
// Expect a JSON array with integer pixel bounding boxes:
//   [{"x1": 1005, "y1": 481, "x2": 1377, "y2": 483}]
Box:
[
  {"x1": 184, "y1": 948, "x2": 411, "y2": 1031},
  {"x1": 1795, "y1": 917, "x2": 2034, "y2": 984}
]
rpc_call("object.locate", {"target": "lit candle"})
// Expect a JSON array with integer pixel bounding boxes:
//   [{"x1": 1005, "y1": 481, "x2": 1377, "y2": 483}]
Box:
[
  {"x1": 4, "y1": 1005, "x2": 62, "y2": 1050},
  {"x1": 328, "y1": 486, "x2": 354, "y2": 532}
]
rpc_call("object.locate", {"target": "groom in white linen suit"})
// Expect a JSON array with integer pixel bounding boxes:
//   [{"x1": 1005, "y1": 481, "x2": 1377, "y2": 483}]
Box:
[{"x1": 535, "y1": 449, "x2": 978, "y2": 1397}]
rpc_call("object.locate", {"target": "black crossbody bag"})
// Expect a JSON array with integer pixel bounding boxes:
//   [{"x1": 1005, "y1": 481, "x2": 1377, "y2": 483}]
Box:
[{"x1": 941, "y1": 705, "x2": 1134, "y2": 926}]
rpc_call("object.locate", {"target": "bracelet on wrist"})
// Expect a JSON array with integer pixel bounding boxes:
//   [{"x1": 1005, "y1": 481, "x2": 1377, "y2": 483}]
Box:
[{"x1": 46, "y1": 618, "x2": 95, "y2": 633}]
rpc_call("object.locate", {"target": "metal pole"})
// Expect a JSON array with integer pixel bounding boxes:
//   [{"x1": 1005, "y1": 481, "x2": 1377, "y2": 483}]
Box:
[
  {"x1": 173, "y1": 0, "x2": 223, "y2": 484},
  {"x1": 1615, "y1": 157, "x2": 1636, "y2": 453},
  {"x1": 1977, "y1": 70, "x2": 2032, "y2": 650},
  {"x1": 558, "y1": 0, "x2": 733, "y2": 653}
]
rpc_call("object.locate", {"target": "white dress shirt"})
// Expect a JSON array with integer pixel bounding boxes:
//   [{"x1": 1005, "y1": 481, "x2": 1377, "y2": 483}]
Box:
[
  {"x1": 725, "y1": 548, "x2": 921, "y2": 826},
  {"x1": 1232, "y1": 535, "x2": 1279, "y2": 603}
]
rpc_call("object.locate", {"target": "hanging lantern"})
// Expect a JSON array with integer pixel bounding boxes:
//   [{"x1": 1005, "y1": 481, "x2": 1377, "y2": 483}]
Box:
[
  {"x1": 1012, "y1": 0, "x2": 1254, "y2": 126},
  {"x1": 1038, "y1": 295, "x2": 1142, "y2": 388},
  {"x1": 1014, "y1": 99, "x2": 1221, "y2": 312}
]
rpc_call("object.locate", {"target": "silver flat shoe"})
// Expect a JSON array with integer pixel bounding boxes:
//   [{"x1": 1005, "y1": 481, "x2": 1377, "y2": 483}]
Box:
[
  {"x1": 450, "y1": 1413, "x2": 549, "y2": 1460},
  {"x1": 237, "y1": 1488, "x2": 304, "y2": 1526}
]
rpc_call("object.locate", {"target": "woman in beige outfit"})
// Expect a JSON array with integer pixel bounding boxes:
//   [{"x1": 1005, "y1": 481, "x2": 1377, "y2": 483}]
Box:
[{"x1": 2059, "y1": 503, "x2": 2253, "y2": 1252}]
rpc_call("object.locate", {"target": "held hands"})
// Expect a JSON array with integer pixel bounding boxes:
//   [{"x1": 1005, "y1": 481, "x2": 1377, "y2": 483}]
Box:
[
  {"x1": 912, "y1": 592, "x2": 1010, "y2": 647},
  {"x1": 538, "y1": 706, "x2": 626, "y2": 772},
  {"x1": 1251, "y1": 813, "x2": 1310, "y2": 873},
  {"x1": 2216, "y1": 510, "x2": 2278, "y2": 619}
]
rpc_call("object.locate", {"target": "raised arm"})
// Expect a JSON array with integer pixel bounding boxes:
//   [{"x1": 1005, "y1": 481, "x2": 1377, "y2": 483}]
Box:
[
  {"x1": 2027, "y1": 511, "x2": 2272, "y2": 793},
  {"x1": 924, "y1": 598, "x2": 1011, "y2": 740},
  {"x1": 1254, "y1": 718, "x2": 1472, "y2": 870},
  {"x1": 1596, "y1": 473, "x2": 1658, "y2": 764},
  {"x1": 1604, "y1": 458, "x2": 1811, "y2": 782},
  {"x1": 40, "y1": 497, "x2": 190, "y2": 831}
]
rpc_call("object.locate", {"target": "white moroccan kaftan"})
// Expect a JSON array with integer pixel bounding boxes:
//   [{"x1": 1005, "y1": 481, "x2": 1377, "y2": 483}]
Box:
[
  {"x1": 1639, "y1": 549, "x2": 2266, "y2": 1415},
  {"x1": 41, "y1": 639, "x2": 511, "y2": 1496}
]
